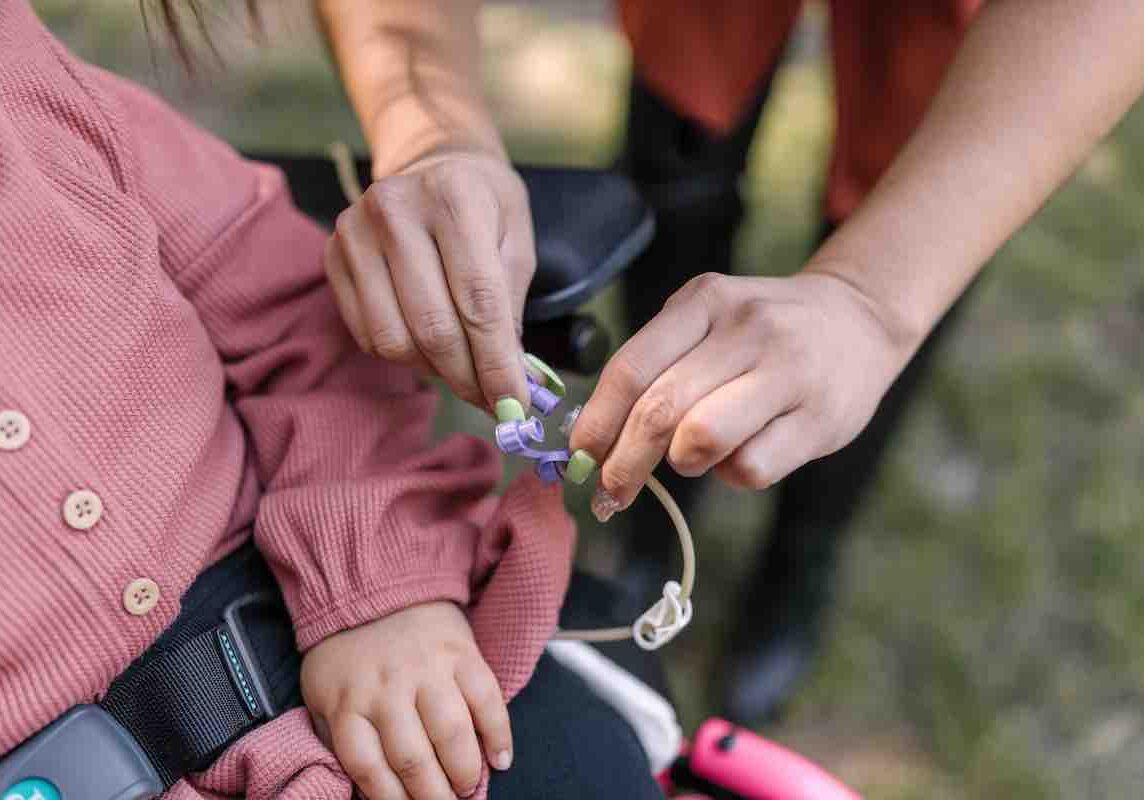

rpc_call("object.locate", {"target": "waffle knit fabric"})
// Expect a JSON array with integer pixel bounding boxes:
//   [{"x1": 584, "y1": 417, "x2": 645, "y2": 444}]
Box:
[{"x1": 0, "y1": 2, "x2": 574, "y2": 796}]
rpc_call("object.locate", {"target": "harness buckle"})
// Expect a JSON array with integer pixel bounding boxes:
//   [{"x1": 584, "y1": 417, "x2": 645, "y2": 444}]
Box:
[
  {"x1": 0, "y1": 706, "x2": 163, "y2": 800},
  {"x1": 219, "y1": 592, "x2": 281, "y2": 721}
]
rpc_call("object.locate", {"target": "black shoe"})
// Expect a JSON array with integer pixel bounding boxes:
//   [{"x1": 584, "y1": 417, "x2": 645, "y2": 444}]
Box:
[{"x1": 716, "y1": 522, "x2": 840, "y2": 725}]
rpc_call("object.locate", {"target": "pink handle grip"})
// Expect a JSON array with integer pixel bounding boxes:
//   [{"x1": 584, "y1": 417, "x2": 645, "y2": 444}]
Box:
[{"x1": 688, "y1": 719, "x2": 861, "y2": 800}]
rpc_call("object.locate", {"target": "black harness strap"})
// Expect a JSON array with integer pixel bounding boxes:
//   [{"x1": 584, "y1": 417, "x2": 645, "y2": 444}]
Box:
[
  {"x1": 98, "y1": 545, "x2": 302, "y2": 789},
  {"x1": 100, "y1": 628, "x2": 256, "y2": 787}
]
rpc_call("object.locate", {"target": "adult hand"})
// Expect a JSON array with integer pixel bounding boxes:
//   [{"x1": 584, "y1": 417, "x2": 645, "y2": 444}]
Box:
[
  {"x1": 324, "y1": 150, "x2": 536, "y2": 412},
  {"x1": 302, "y1": 601, "x2": 512, "y2": 800},
  {"x1": 569, "y1": 270, "x2": 917, "y2": 520}
]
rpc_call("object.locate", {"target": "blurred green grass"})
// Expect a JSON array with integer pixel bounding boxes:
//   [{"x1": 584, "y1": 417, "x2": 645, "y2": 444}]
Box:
[{"x1": 33, "y1": 2, "x2": 1144, "y2": 797}]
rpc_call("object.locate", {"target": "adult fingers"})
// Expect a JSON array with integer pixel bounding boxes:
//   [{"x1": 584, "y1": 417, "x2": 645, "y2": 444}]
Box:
[
  {"x1": 368, "y1": 184, "x2": 482, "y2": 407},
  {"x1": 329, "y1": 713, "x2": 408, "y2": 800},
  {"x1": 416, "y1": 683, "x2": 483, "y2": 798},
  {"x1": 455, "y1": 658, "x2": 513, "y2": 771},
  {"x1": 334, "y1": 205, "x2": 431, "y2": 374},
  {"x1": 667, "y1": 366, "x2": 802, "y2": 478},
  {"x1": 570, "y1": 273, "x2": 729, "y2": 466},
  {"x1": 431, "y1": 173, "x2": 528, "y2": 409},
  {"x1": 374, "y1": 699, "x2": 456, "y2": 800},
  {"x1": 713, "y1": 411, "x2": 818, "y2": 491},
  {"x1": 592, "y1": 326, "x2": 761, "y2": 516},
  {"x1": 497, "y1": 175, "x2": 537, "y2": 334},
  {"x1": 323, "y1": 236, "x2": 370, "y2": 354}
]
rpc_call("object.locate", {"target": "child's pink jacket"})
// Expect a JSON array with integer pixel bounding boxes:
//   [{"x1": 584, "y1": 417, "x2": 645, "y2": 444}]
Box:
[{"x1": 0, "y1": 2, "x2": 574, "y2": 796}]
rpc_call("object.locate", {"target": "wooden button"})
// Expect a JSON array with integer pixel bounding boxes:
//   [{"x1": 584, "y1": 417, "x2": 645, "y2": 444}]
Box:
[
  {"x1": 123, "y1": 578, "x2": 160, "y2": 616},
  {"x1": 0, "y1": 410, "x2": 30, "y2": 451},
  {"x1": 62, "y1": 490, "x2": 103, "y2": 531}
]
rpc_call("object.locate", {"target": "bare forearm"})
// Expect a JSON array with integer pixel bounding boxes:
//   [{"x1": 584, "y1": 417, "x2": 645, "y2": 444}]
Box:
[
  {"x1": 316, "y1": 0, "x2": 504, "y2": 176},
  {"x1": 810, "y1": 0, "x2": 1144, "y2": 352}
]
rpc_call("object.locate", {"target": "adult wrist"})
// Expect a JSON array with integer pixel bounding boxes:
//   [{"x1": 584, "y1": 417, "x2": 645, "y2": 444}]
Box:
[
  {"x1": 366, "y1": 90, "x2": 506, "y2": 178},
  {"x1": 801, "y1": 256, "x2": 930, "y2": 366}
]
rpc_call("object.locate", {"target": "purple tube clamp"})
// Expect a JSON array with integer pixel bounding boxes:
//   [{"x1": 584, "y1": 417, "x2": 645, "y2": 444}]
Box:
[
  {"x1": 495, "y1": 416, "x2": 545, "y2": 457},
  {"x1": 495, "y1": 360, "x2": 576, "y2": 484},
  {"x1": 527, "y1": 374, "x2": 561, "y2": 417},
  {"x1": 534, "y1": 449, "x2": 571, "y2": 485}
]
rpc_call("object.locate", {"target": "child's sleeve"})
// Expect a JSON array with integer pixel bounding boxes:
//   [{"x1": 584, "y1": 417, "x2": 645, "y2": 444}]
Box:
[{"x1": 107, "y1": 75, "x2": 574, "y2": 661}]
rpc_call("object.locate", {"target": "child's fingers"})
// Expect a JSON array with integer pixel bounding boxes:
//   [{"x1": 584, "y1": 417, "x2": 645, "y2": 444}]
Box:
[
  {"x1": 329, "y1": 712, "x2": 408, "y2": 800},
  {"x1": 374, "y1": 699, "x2": 457, "y2": 800},
  {"x1": 456, "y1": 659, "x2": 513, "y2": 771},
  {"x1": 417, "y1": 683, "x2": 483, "y2": 797}
]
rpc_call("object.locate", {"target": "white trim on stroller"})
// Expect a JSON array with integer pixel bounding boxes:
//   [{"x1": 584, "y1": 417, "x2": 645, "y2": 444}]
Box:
[{"x1": 545, "y1": 639, "x2": 683, "y2": 775}]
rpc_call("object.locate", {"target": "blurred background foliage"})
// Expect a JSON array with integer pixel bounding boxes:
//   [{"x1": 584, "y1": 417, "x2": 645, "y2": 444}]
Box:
[{"x1": 31, "y1": 1, "x2": 1144, "y2": 797}]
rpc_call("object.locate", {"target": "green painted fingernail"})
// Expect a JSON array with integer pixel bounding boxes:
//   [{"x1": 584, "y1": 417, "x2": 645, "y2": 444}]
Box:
[
  {"x1": 495, "y1": 397, "x2": 525, "y2": 423},
  {"x1": 564, "y1": 450, "x2": 597, "y2": 485},
  {"x1": 524, "y1": 353, "x2": 566, "y2": 397}
]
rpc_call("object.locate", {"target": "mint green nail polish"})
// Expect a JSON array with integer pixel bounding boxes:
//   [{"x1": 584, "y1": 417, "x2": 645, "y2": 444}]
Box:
[
  {"x1": 523, "y1": 353, "x2": 566, "y2": 397},
  {"x1": 564, "y1": 450, "x2": 597, "y2": 485},
  {"x1": 495, "y1": 397, "x2": 525, "y2": 423}
]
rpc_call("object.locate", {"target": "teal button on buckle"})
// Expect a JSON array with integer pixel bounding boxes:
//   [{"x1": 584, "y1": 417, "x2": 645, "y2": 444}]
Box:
[{"x1": 4, "y1": 778, "x2": 61, "y2": 800}]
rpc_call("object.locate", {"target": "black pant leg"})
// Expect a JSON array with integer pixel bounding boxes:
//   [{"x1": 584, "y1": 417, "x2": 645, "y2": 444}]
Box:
[
  {"x1": 616, "y1": 74, "x2": 977, "y2": 723},
  {"x1": 488, "y1": 653, "x2": 664, "y2": 799},
  {"x1": 746, "y1": 282, "x2": 974, "y2": 609},
  {"x1": 718, "y1": 281, "x2": 975, "y2": 722},
  {"x1": 618, "y1": 74, "x2": 773, "y2": 568}
]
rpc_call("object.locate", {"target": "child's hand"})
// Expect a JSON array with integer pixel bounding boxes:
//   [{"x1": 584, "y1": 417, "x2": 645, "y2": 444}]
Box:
[{"x1": 302, "y1": 601, "x2": 512, "y2": 799}]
